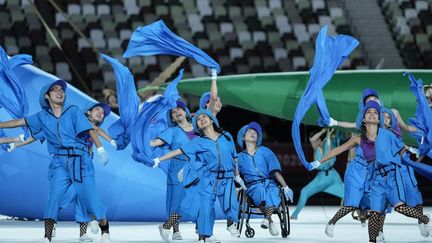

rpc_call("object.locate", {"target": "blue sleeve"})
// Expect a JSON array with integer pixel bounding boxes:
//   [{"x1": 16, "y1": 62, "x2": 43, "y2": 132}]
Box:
[
  {"x1": 25, "y1": 112, "x2": 43, "y2": 136},
  {"x1": 158, "y1": 128, "x2": 174, "y2": 146},
  {"x1": 225, "y1": 132, "x2": 238, "y2": 158},
  {"x1": 392, "y1": 134, "x2": 405, "y2": 156},
  {"x1": 71, "y1": 106, "x2": 93, "y2": 137},
  {"x1": 263, "y1": 146, "x2": 282, "y2": 175}
]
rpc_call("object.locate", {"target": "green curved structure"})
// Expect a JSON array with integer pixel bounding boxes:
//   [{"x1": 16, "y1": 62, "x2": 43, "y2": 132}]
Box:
[{"x1": 177, "y1": 70, "x2": 432, "y2": 128}]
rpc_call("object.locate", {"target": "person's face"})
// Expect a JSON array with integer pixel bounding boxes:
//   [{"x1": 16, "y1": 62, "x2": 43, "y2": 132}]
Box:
[
  {"x1": 108, "y1": 95, "x2": 118, "y2": 107},
  {"x1": 365, "y1": 95, "x2": 379, "y2": 104},
  {"x1": 383, "y1": 112, "x2": 391, "y2": 128},
  {"x1": 170, "y1": 107, "x2": 186, "y2": 123},
  {"x1": 244, "y1": 128, "x2": 258, "y2": 143},
  {"x1": 88, "y1": 106, "x2": 105, "y2": 125},
  {"x1": 197, "y1": 114, "x2": 212, "y2": 129},
  {"x1": 363, "y1": 108, "x2": 379, "y2": 124},
  {"x1": 206, "y1": 97, "x2": 223, "y2": 113},
  {"x1": 45, "y1": 85, "x2": 65, "y2": 105}
]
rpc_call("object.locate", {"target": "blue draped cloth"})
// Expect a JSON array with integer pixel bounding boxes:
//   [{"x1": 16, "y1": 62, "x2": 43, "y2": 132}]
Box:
[
  {"x1": 291, "y1": 26, "x2": 359, "y2": 171},
  {"x1": 405, "y1": 72, "x2": 432, "y2": 155},
  {"x1": 402, "y1": 153, "x2": 432, "y2": 181},
  {"x1": 100, "y1": 53, "x2": 140, "y2": 150},
  {"x1": 123, "y1": 20, "x2": 221, "y2": 73},
  {"x1": 0, "y1": 46, "x2": 32, "y2": 137},
  {"x1": 130, "y1": 69, "x2": 184, "y2": 172}
]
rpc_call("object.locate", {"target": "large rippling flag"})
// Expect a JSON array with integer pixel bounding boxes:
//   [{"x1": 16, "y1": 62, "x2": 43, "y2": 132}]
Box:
[
  {"x1": 123, "y1": 20, "x2": 221, "y2": 73},
  {"x1": 100, "y1": 53, "x2": 140, "y2": 150},
  {"x1": 291, "y1": 26, "x2": 359, "y2": 171},
  {"x1": 130, "y1": 69, "x2": 184, "y2": 172},
  {"x1": 0, "y1": 46, "x2": 32, "y2": 137}
]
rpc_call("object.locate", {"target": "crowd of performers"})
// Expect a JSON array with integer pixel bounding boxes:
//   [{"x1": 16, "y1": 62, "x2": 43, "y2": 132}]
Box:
[{"x1": 1, "y1": 21, "x2": 432, "y2": 243}]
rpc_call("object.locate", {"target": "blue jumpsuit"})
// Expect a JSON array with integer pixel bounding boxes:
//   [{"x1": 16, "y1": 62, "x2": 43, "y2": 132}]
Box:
[
  {"x1": 291, "y1": 141, "x2": 344, "y2": 218},
  {"x1": 237, "y1": 146, "x2": 282, "y2": 208},
  {"x1": 158, "y1": 125, "x2": 196, "y2": 216},
  {"x1": 181, "y1": 132, "x2": 239, "y2": 237},
  {"x1": 369, "y1": 128, "x2": 406, "y2": 212},
  {"x1": 25, "y1": 83, "x2": 106, "y2": 221}
]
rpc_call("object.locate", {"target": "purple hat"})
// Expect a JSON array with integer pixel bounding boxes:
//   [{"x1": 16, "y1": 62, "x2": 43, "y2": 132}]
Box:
[
  {"x1": 363, "y1": 100, "x2": 381, "y2": 113},
  {"x1": 362, "y1": 88, "x2": 379, "y2": 105}
]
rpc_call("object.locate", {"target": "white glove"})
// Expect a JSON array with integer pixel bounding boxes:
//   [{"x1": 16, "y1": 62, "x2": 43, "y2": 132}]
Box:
[
  {"x1": 234, "y1": 175, "x2": 247, "y2": 190},
  {"x1": 408, "y1": 146, "x2": 420, "y2": 159},
  {"x1": 110, "y1": 139, "x2": 117, "y2": 149},
  {"x1": 210, "y1": 68, "x2": 217, "y2": 80},
  {"x1": 152, "y1": 157, "x2": 160, "y2": 168},
  {"x1": 97, "y1": 147, "x2": 109, "y2": 166},
  {"x1": 310, "y1": 160, "x2": 321, "y2": 170},
  {"x1": 178, "y1": 168, "x2": 184, "y2": 182},
  {"x1": 283, "y1": 186, "x2": 294, "y2": 203},
  {"x1": 7, "y1": 143, "x2": 15, "y2": 152},
  {"x1": 328, "y1": 117, "x2": 338, "y2": 127},
  {"x1": 18, "y1": 134, "x2": 25, "y2": 142}
]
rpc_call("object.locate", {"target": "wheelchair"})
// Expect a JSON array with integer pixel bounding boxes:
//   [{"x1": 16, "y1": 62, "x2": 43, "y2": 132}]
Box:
[{"x1": 236, "y1": 187, "x2": 290, "y2": 238}]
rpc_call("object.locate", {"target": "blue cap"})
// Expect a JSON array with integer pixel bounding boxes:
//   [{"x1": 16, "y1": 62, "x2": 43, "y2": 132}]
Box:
[
  {"x1": 85, "y1": 102, "x2": 111, "y2": 117},
  {"x1": 237, "y1": 122, "x2": 263, "y2": 148},
  {"x1": 192, "y1": 109, "x2": 219, "y2": 132},
  {"x1": 39, "y1": 79, "x2": 68, "y2": 110},
  {"x1": 362, "y1": 88, "x2": 379, "y2": 105},
  {"x1": 199, "y1": 92, "x2": 211, "y2": 109}
]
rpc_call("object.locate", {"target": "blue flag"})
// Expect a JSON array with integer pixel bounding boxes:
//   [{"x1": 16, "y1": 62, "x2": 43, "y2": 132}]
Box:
[
  {"x1": 130, "y1": 69, "x2": 184, "y2": 172},
  {"x1": 123, "y1": 20, "x2": 221, "y2": 73},
  {"x1": 291, "y1": 26, "x2": 359, "y2": 171},
  {"x1": 100, "y1": 53, "x2": 140, "y2": 150},
  {"x1": 0, "y1": 46, "x2": 33, "y2": 137}
]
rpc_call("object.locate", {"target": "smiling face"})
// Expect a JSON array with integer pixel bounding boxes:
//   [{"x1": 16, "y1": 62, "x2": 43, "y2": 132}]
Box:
[
  {"x1": 244, "y1": 128, "x2": 258, "y2": 144},
  {"x1": 383, "y1": 112, "x2": 391, "y2": 128},
  {"x1": 196, "y1": 113, "x2": 212, "y2": 130},
  {"x1": 45, "y1": 85, "x2": 65, "y2": 106},
  {"x1": 170, "y1": 107, "x2": 186, "y2": 124},
  {"x1": 87, "y1": 106, "x2": 105, "y2": 125},
  {"x1": 363, "y1": 107, "x2": 379, "y2": 125}
]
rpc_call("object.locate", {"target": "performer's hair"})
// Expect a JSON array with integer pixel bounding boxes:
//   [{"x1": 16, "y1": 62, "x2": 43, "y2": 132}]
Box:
[
  {"x1": 197, "y1": 123, "x2": 231, "y2": 141},
  {"x1": 360, "y1": 122, "x2": 367, "y2": 139}
]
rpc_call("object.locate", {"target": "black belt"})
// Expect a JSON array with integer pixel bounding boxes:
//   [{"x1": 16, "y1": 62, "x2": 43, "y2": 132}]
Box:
[
  {"x1": 53, "y1": 147, "x2": 88, "y2": 183},
  {"x1": 376, "y1": 166, "x2": 395, "y2": 177},
  {"x1": 318, "y1": 166, "x2": 333, "y2": 176},
  {"x1": 210, "y1": 170, "x2": 234, "y2": 179}
]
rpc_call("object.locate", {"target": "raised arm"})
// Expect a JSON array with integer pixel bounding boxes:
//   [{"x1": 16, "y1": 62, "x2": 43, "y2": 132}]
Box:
[
  {"x1": 319, "y1": 136, "x2": 360, "y2": 164},
  {"x1": 309, "y1": 128, "x2": 325, "y2": 150},
  {"x1": 0, "y1": 118, "x2": 26, "y2": 129},
  {"x1": 207, "y1": 69, "x2": 219, "y2": 116},
  {"x1": 391, "y1": 108, "x2": 417, "y2": 133}
]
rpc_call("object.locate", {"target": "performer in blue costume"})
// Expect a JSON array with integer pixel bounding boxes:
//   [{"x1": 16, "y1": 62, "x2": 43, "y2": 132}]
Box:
[
  {"x1": 312, "y1": 101, "x2": 431, "y2": 242},
  {"x1": 0, "y1": 80, "x2": 112, "y2": 243},
  {"x1": 150, "y1": 100, "x2": 197, "y2": 242},
  {"x1": 381, "y1": 108, "x2": 427, "y2": 238},
  {"x1": 236, "y1": 122, "x2": 293, "y2": 236},
  {"x1": 199, "y1": 69, "x2": 222, "y2": 117},
  {"x1": 291, "y1": 128, "x2": 344, "y2": 220},
  {"x1": 153, "y1": 109, "x2": 243, "y2": 242}
]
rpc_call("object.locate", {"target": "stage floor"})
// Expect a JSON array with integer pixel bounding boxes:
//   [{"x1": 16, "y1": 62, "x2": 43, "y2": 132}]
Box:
[{"x1": 0, "y1": 206, "x2": 430, "y2": 242}]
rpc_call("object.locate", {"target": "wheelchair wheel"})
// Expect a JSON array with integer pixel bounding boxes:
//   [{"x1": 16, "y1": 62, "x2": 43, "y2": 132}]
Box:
[
  {"x1": 237, "y1": 189, "x2": 247, "y2": 237},
  {"x1": 278, "y1": 190, "x2": 291, "y2": 238},
  {"x1": 245, "y1": 227, "x2": 255, "y2": 238}
]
